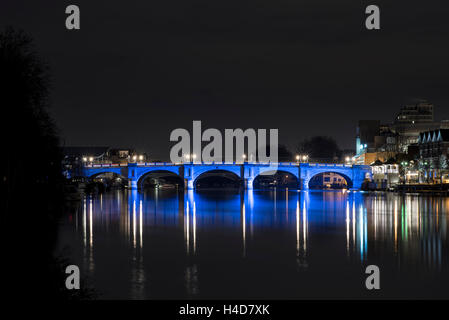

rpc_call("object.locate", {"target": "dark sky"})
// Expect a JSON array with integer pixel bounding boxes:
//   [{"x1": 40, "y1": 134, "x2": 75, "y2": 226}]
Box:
[{"x1": 1, "y1": 0, "x2": 448, "y2": 160}]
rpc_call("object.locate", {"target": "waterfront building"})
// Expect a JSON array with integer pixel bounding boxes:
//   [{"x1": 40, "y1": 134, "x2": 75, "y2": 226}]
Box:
[
  {"x1": 354, "y1": 100, "x2": 448, "y2": 165},
  {"x1": 418, "y1": 129, "x2": 449, "y2": 183},
  {"x1": 62, "y1": 146, "x2": 110, "y2": 178},
  {"x1": 371, "y1": 161, "x2": 400, "y2": 189},
  {"x1": 108, "y1": 148, "x2": 139, "y2": 164},
  {"x1": 61, "y1": 146, "x2": 145, "y2": 179}
]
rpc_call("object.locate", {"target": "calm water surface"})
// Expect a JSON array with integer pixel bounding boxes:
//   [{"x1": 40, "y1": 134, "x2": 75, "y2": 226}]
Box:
[{"x1": 58, "y1": 189, "x2": 449, "y2": 299}]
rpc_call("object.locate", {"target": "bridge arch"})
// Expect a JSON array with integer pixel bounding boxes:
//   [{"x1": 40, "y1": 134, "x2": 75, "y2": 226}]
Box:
[
  {"x1": 193, "y1": 169, "x2": 242, "y2": 189},
  {"x1": 253, "y1": 170, "x2": 299, "y2": 189},
  {"x1": 307, "y1": 171, "x2": 353, "y2": 189},
  {"x1": 254, "y1": 166, "x2": 299, "y2": 180},
  {"x1": 137, "y1": 169, "x2": 184, "y2": 190},
  {"x1": 83, "y1": 167, "x2": 125, "y2": 179},
  {"x1": 300, "y1": 164, "x2": 371, "y2": 190},
  {"x1": 133, "y1": 165, "x2": 182, "y2": 181}
]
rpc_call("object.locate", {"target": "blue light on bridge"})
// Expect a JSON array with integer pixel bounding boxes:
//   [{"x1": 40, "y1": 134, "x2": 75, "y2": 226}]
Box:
[{"x1": 77, "y1": 162, "x2": 372, "y2": 191}]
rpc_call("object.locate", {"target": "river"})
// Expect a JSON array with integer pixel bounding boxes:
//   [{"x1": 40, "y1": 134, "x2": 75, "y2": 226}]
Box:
[{"x1": 58, "y1": 189, "x2": 449, "y2": 299}]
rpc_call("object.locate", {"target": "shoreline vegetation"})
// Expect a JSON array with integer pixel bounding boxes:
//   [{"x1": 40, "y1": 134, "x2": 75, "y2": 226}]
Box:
[{"x1": 1, "y1": 27, "x2": 92, "y2": 300}]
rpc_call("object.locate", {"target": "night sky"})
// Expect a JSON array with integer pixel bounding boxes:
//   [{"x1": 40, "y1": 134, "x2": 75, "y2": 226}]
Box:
[{"x1": 1, "y1": 0, "x2": 448, "y2": 160}]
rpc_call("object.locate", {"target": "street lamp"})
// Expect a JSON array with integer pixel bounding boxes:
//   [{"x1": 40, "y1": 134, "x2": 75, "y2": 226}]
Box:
[
  {"x1": 82, "y1": 157, "x2": 87, "y2": 162},
  {"x1": 296, "y1": 155, "x2": 300, "y2": 162},
  {"x1": 242, "y1": 154, "x2": 246, "y2": 162},
  {"x1": 88, "y1": 156, "x2": 93, "y2": 162},
  {"x1": 302, "y1": 155, "x2": 308, "y2": 162},
  {"x1": 139, "y1": 155, "x2": 144, "y2": 161},
  {"x1": 132, "y1": 155, "x2": 137, "y2": 162}
]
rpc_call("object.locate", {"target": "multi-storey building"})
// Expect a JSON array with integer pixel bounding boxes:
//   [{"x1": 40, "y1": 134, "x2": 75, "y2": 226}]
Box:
[
  {"x1": 418, "y1": 129, "x2": 449, "y2": 182},
  {"x1": 354, "y1": 101, "x2": 449, "y2": 165}
]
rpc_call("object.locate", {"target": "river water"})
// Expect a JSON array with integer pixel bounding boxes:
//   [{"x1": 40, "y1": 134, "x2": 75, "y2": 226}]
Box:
[{"x1": 58, "y1": 189, "x2": 449, "y2": 299}]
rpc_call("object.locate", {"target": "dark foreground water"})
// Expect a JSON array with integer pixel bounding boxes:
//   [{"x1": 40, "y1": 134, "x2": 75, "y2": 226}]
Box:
[{"x1": 58, "y1": 189, "x2": 449, "y2": 299}]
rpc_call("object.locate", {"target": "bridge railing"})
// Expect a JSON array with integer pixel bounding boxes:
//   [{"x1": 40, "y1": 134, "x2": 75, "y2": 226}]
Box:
[
  {"x1": 84, "y1": 162, "x2": 357, "y2": 168},
  {"x1": 308, "y1": 163, "x2": 353, "y2": 168}
]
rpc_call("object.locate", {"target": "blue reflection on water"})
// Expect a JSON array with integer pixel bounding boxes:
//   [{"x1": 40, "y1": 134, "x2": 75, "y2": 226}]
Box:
[{"x1": 63, "y1": 189, "x2": 449, "y2": 299}]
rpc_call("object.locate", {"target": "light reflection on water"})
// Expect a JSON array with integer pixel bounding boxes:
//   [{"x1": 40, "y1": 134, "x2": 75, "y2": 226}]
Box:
[{"x1": 60, "y1": 189, "x2": 449, "y2": 299}]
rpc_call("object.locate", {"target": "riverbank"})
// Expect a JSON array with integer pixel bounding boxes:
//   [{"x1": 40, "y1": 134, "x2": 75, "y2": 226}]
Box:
[{"x1": 394, "y1": 183, "x2": 449, "y2": 195}]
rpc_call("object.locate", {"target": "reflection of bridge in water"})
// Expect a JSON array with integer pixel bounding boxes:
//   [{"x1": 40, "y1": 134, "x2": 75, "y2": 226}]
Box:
[
  {"x1": 76, "y1": 162, "x2": 372, "y2": 190},
  {"x1": 78, "y1": 188, "x2": 447, "y2": 290}
]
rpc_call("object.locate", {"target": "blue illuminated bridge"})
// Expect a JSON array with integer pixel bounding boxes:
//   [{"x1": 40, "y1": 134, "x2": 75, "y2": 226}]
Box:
[{"x1": 75, "y1": 162, "x2": 372, "y2": 190}]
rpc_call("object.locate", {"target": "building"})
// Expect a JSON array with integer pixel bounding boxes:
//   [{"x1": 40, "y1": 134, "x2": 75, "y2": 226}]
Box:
[
  {"x1": 61, "y1": 146, "x2": 146, "y2": 179},
  {"x1": 108, "y1": 148, "x2": 139, "y2": 163},
  {"x1": 389, "y1": 101, "x2": 445, "y2": 153},
  {"x1": 353, "y1": 151, "x2": 397, "y2": 165},
  {"x1": 356, "y1": 120, "x2": 380, "y2": 154},
  {"x1": 62, "y1": 146, "x2": 110, "y2": 178},
  {"x1": 394, "y1": 100, "x2": 434, "y2": 123},
  {"x1": 418, "y1": 129, "x2": 449, "y2": 182},
  {"x1": 354, "y1": 100, "x2": 449, "y2": 165},
  {"x1": 371, "y1": 161, "x2": 400, "y2": 189}
]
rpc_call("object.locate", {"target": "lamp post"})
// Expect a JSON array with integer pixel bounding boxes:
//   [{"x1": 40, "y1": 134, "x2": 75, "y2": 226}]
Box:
[{"x1": 345, "y1": 156, "x2": 352, "y2": 165}]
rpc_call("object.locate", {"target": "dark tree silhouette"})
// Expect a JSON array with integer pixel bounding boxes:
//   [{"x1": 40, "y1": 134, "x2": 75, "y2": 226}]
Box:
[
  {"x1": 255, "y1": 144, "x2": 293, "y2": 162},
  {"x1": 278, "y1": 144, "x2": 293, "y2": 162},
  {"x1": 297, "y1": 136, "x2": 341, "y2": 162},
  {"x1": 1, "y1": 27, "x2": 88, "y2": 299}
]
